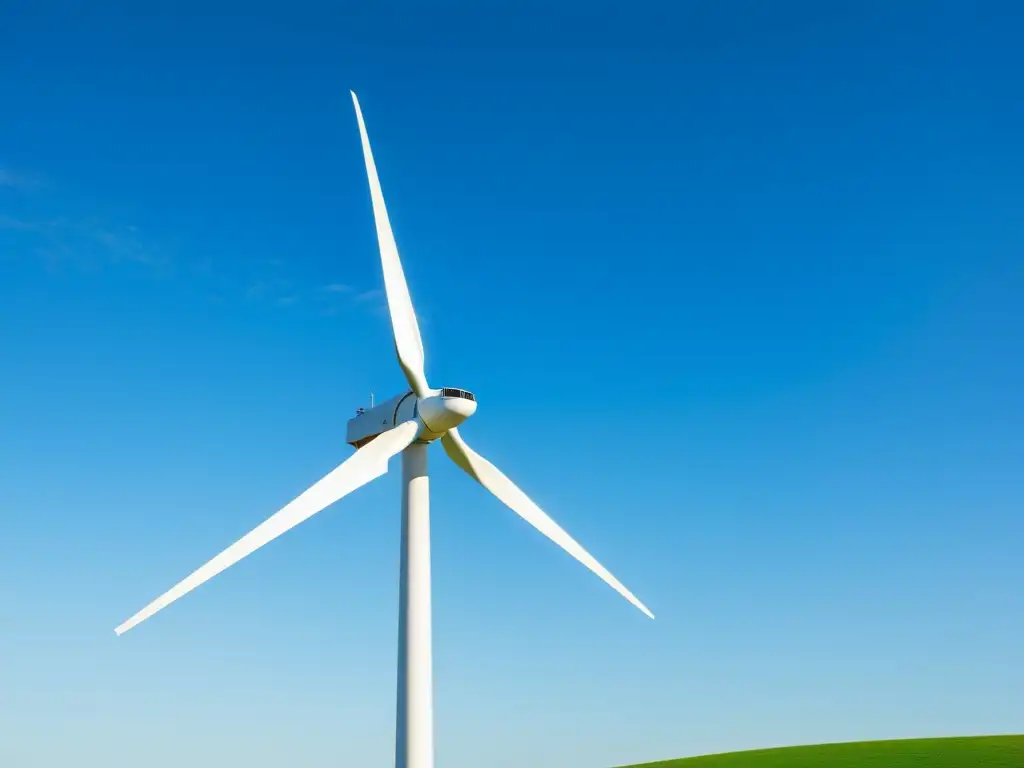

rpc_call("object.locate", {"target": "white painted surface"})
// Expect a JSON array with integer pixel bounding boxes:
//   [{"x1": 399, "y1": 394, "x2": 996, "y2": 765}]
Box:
[
  {"x1": 396, "y1": 442, "x2": 434, "y2": 768},
  {"x1": 417, "y1": 393, "x2": 477, "y2": 438},
  {"x1": 348, "y1": 390, "x2": 478, "y2": 446},
  {"x1": 346, "y1": 390, "x2": 415, "y2": 446},
  {"x1": 351, "y1": 90, "x2": 429, "y2": 398},
  {"x1": 441, "y1": 427, "x2": 654, "y2": 619},
  {"x1": 114, "y1": 420, "x2": 421, "y2": 636}
]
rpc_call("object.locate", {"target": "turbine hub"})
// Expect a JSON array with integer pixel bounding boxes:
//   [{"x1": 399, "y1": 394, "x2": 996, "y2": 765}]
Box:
[{"x1": 418, "y1": 388, "x2": 477, "y2": 435}]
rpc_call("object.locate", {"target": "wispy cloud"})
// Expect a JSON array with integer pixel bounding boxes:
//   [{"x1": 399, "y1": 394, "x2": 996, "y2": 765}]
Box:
[
  {"x1": 92, "y1": 225, "x2": 167, "y2": 266},
  {"x1": 2, "y1": 166, "x2": 168, "y2": 272},
  {"x1": 2, "y1": 211, "x2": 170, "y2": 274},
  {"x1": 0, "y1": 214, "x2": 40, "y2": 230},
  {"x1": 244, "y1": 274, "x2": 295, "y2": 302},
  {"x1": 353, "y1": 288, "x2": 384, "y2": 303},
  {"x1": 1, "y1": 166, "x2": 392, "y2": 320},
  {"x1": 322, "y1": 282, "x2": 353, "y2": 294},
  {"x1": 326, "y1": 286, "x2": 429, "y2": 324},
  {"x1": 240, "y1": 279, "x2": 395, "y2": 318},
  {"x1": 3, "y1": 166, "x2": 172, "y2": 270},
  {"x1": 349, "y1": 288, "x2": 392, "y2": 318},
  {"x1": 0, "y1": 167, "x2": 43, "y2": 190},
  {"x1": 255, "y1": 281, "x2": 385, "y2": 317}
]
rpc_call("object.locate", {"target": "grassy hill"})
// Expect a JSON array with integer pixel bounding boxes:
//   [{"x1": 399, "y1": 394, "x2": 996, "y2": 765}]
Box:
[{"x1": 617, "y1": 735, "x2": 1024, "y2": 768}]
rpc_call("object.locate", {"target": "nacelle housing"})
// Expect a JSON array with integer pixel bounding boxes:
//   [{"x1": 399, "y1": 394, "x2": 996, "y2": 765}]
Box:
[{"x1": 346, "y1": 391, "x2": 418, "y2": 448}]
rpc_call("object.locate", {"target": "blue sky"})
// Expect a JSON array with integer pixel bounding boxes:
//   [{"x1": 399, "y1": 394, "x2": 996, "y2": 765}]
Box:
[{"x1": 1, "y1": 1, "x2": 1022, "y2": 766}]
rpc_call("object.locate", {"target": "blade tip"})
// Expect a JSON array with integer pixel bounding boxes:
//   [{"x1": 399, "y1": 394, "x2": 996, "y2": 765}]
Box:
[{"x1": 114, "y1": 618, "x2": 137, "y2": 636}]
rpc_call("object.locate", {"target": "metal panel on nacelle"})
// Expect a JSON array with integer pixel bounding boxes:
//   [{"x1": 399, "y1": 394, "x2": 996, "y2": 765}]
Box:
[{"x1": 346, "y1": 390, "x2": 418, "y2": 448}]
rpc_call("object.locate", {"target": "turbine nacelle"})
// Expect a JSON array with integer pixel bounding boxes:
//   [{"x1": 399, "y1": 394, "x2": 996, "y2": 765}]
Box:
[
  {"x1": 346, "y1": 389, "x2": 477, "y2": 449},
  {"x1": 418, "y1": 388, "x2": 477, "y2": 437}
]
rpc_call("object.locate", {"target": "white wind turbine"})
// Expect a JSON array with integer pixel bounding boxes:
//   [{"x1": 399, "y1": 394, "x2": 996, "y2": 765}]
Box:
[{"x1": 115, "y1": 91, "x2": 654, "y2": 768}]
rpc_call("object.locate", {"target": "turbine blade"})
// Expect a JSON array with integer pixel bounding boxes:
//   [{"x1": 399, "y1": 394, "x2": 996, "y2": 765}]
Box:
[
  {"x1": 441, "y1": 428, "x2": 654, "y2": 619},
  {"x1": 350, "y1": 90, "x2": 429, "y2": 397},
  {"x1": 115, "y1": 420, "x2": 422, "y2": 635}
]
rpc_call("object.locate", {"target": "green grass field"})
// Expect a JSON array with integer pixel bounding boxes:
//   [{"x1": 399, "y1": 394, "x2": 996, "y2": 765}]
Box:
[{"x1": 617, "y1": 735, "x2": 1024, "y2": 768}]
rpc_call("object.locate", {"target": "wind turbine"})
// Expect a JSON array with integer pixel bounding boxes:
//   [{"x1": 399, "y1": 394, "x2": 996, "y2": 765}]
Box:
[{"x1": 114, "y1": 91, "x2": 654, "y2": 768}]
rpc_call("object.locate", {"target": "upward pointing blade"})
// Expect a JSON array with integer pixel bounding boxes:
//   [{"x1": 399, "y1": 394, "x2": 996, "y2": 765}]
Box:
[
  {"x1": 115, "y1": 420, "x2": 422, "y2": 635},
  {"x1": 350, "y1": 91, "x2": 429, "y2": 397},
  {"x1": 441, "y1": 428, "x2": 654, "y2": 619}
]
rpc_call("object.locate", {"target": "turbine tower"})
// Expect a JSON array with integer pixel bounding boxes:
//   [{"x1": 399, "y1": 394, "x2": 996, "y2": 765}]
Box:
[{"x1": 114, "y1": 91, "x2": 654, "y2": 768}]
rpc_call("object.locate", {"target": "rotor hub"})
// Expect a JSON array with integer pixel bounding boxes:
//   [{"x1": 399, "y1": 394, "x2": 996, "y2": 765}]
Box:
[{"x1": 418, "y1": 388, "x2": 477, "y2": 435}]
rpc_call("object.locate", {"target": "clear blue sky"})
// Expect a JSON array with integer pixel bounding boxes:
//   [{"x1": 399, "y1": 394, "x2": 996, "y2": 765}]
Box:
[{"x1": 1, "y1": 2, "x2": 1021, "y2": 766}]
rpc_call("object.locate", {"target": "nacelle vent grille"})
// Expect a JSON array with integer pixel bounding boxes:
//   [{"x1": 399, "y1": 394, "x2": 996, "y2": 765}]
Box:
[{"x1": 440, "y1": 388, "x2": 476, "y2": 402}]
